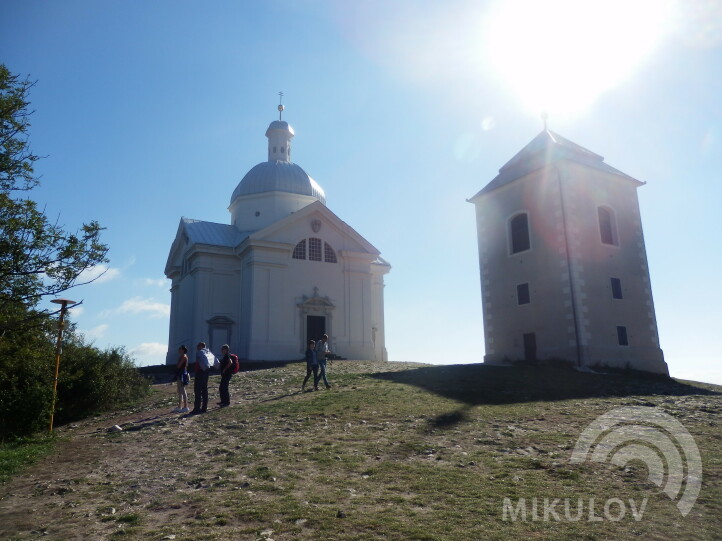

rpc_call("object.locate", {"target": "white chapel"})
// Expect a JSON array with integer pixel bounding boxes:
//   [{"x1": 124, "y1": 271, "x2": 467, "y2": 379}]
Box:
[
  {"x1": 164, "y1": 107, "x2": 390, "y2": 363},
  {"x1": 469, "y1": 129, "x2": 668, "y2": 375}
]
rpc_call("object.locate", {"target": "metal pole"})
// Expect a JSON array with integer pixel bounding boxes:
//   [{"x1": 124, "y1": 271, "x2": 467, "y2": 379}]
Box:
[{"x1": 49, "y1": 301, "x2": 68, "y2": 434}]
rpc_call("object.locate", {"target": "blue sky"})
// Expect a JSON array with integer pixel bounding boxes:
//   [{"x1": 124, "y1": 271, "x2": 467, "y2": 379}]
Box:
[{"x1": 2, "y1": 0, "x2": 720, "y2": 384}]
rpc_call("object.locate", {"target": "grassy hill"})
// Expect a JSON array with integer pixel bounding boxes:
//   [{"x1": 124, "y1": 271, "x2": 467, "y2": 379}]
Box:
[{"x1": 1, "y1": 361, "x2": 720, "y2": 540}]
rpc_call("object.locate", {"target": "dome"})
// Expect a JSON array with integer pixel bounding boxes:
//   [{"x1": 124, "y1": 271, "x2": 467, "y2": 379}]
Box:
[
  {"x1": 230, "y1": 161, "x2": 326, "y2": 205},
  {"x1": 265, "y1": 120, "x2": 295, "y2": 137}
]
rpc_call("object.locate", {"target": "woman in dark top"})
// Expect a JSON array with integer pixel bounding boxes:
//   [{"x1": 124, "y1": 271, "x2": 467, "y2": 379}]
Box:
[{"x1": 302, "y1": 340, "x2": 319, "y2": 391}]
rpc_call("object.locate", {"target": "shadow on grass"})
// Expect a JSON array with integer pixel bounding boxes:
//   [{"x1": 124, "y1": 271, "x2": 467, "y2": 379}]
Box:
[{"x1": 369, "y1": 364, "x2": 720, "y2": 407}]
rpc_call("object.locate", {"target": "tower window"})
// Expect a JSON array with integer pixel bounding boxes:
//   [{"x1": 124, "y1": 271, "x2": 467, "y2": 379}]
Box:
[
  {"x1": 610, "y1": 277, "x2": 623, "y2": 299},
  {"x1": 273, "y1": 146, "x2": 277, "y2": 153},
  {"x1": 517, "y1": 283, "x2": 530, "y2": 305},
  {"x1": 617, "y1": 325, "x2": 629, "y2": 346},
  {"x1": 510, "y1": 213, "x2": 530, "y2": 254},
  {"x1": 292, "y1": 239, "x2": 306, "y2": 260},
  {"x1": 598, "y1": 206, "x2": 618, "y2": 246},
  {"x1": 309, "y1": 237, "x2": 322, "y2": 261},
  {"x1": 324, "y1": 242, "x2": 337, "y2": 263},
  {"x1": 281, "y1": 146, "x2": 285, "y2": 153}
]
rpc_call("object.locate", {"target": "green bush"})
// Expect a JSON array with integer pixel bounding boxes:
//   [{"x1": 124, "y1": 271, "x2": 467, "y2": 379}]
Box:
[
  {"x1": 0, "y1": 317, "x2": 56, "y2": 438},
  {"x1": 0, "y1": 318, "x2": 150, "y2": 440},
  {"x1": 54, "y1": 338, "x2": 149, "y2": 425}
]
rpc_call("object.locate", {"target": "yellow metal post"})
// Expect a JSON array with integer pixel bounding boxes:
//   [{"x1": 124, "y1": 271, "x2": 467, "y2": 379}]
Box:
[{"x1": 49, "y1": 299, "x2": 75, "y2": 434}]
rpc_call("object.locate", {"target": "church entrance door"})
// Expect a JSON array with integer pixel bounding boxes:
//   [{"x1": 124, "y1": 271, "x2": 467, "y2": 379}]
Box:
[
  {"x1": 523, "y1": 332, "x2": 537, "y2": 362},
  {"x1": 307, "y1": 315, "x2": 326, "y2": 343}
]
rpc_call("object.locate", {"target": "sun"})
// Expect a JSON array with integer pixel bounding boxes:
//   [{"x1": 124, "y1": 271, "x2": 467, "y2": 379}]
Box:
[{"x1": 484, "y1": 0, "x2": 675, "y2": 116}]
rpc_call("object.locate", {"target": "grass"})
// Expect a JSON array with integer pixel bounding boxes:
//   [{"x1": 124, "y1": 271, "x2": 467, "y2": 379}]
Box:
[
  {"x1": 0, "y1": 434, "x2": 55, "y2": 483},
  {"x1": 0, "y1": 361, "x2": 720, "y2": 540}
]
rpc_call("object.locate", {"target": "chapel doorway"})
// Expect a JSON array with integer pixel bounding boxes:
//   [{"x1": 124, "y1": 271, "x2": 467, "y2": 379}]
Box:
[
  {"x1": 523, "y1": 332, "x2": 537, "y2": 362},
  {"x1": 307, "y1": 315, "x2": 326, "y2": 343}
]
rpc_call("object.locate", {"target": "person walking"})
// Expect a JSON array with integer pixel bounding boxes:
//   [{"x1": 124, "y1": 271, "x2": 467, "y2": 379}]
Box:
[
  {"x1": 217, "y1": 344, "x2": 233, "y2": 407},
  {"x1": 302, "y1": 340, "x2": 319, "y2": 391},
  {"x1": 315, "y1": 334, "x2": 332, "y2": 389},
  {"x1": 173, "y1": 345, "x2": 190, "y2": 413},
  {"x1": 191, "y1": 342, "x2": 213, "y2": 414}
]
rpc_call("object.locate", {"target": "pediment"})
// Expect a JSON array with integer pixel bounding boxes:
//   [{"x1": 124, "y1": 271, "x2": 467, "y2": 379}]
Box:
[
  {"x1": 297, "y1": 287, "x2": 335, "y2": 310},
  {"x1": 248, "y1": 201, "x2": 380, "y2": 256}
]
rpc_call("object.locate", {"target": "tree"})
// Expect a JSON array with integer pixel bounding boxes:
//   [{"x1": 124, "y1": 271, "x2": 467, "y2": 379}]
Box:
[{"x1": 0, "y1": 64, "x2": 108, "y2": 335}]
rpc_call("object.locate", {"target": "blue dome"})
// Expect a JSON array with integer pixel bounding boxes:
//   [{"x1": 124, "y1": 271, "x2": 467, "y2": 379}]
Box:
[{"x1": 230, "y1": 161, "x2": 326, "y2": 205}]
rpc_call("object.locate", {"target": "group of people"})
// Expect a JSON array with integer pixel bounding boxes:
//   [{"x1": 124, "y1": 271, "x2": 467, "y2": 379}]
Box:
[
  {"x1": 302, "y1": 333, "x2": 333, "y2": 391},
  {"x1": 173, "y1": 342, "x2": 235, "y2": 414},
  {"x1": 172, "y1": 334, "x2": 334, "y2": 414}
]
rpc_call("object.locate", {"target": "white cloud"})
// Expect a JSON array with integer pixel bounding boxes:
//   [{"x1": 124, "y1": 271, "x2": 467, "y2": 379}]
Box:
[
  {"x1": 81, "y1": 324, "x2": 109, "y2": 341},
  {"x1": 130, "y1": 342, "x2": 168, "y2": 366},
  {"x1": 115, "y1": 296, "x2": 170, "y2": 318},
  {"x1": 142, "y1": 278, "x2": 170, "y2": 288},
  {"x1": 69, "y1": 305, "x2": 85, "y2": 318},
  {"x1": 77, "y1": 265, "x2": 121, "y2": 284}
]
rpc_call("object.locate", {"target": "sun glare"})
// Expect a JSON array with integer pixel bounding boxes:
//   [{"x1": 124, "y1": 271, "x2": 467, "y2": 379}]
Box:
[{"x1": 484, "y1": 0, "x2": 675, "y2": 116}]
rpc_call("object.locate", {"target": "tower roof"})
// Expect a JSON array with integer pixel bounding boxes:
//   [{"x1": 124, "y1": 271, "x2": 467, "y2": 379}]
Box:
[
  {"x1": 230, "y1": 113, "x2": 325, "y2": 206},
  {"x1": 469, "y1": 130, "x2": 641, "y2": 201}
]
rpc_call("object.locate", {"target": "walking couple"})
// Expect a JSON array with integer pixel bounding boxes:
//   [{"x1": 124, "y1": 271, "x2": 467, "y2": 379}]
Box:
[{"x1": 302, "y1": 334, "x2": 332, "y2": 391}]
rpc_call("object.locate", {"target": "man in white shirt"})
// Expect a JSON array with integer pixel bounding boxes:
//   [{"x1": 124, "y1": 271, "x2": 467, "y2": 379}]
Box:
[{"x1": 191, "y1": 342, "x2": 213, "y2": 414}]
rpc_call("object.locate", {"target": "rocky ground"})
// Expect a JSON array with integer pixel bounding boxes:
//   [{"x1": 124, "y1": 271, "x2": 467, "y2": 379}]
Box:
[{"x1": 1, "y1": 361, "x2": 720, "y2": 540}]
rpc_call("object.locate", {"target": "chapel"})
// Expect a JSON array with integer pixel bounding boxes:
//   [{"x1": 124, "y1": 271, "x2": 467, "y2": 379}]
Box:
[
  {"x1": 164, "y1": 107, "x2": 390, "y2": 363},
  {"x1": 469, "y1": 129, "x2": 668, "y2": 375}
]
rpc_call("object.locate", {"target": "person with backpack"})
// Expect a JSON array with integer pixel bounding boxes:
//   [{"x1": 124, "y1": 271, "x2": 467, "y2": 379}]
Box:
[
  {"x1": 191, "y1": 341, "x2": 214, "y2": 414},
  {"x1": 302, "y1": 339, "x2": 319, "y2": 391},
  {"x1": 217, "y1": 344, "x2": 235, "y2": 407}
]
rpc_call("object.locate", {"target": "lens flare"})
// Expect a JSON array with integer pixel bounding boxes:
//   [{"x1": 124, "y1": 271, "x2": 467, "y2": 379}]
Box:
[{"x1": 484, "y1": 0, "x2": 676, "y2": 115}]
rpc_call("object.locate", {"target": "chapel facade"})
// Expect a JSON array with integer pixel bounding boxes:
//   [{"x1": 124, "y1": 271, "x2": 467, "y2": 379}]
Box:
[
  {"x1": 164, "y1": 112, "x2": 390, "y2": 363},
  {"x1": 469, "y1": 129, "x2": 668, "y2": 375}
]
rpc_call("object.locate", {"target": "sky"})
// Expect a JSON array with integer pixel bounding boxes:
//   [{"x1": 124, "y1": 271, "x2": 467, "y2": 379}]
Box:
[{"x1": 1, "y1": 0, "x2": 721, "y2": 384}]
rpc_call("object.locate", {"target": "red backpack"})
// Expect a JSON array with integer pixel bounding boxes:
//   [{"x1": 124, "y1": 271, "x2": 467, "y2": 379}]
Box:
[{"x1": 230, "y1": 353, "x2": 240, "y2": 374}]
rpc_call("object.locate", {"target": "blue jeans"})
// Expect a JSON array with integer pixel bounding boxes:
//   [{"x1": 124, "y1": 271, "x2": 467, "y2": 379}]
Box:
[
  {"x1": 303, "y1": 364, "x2": 318, "y2": 388},
  {"x1": 315, "y1": 359, "x2": 330, "y2": 387}
]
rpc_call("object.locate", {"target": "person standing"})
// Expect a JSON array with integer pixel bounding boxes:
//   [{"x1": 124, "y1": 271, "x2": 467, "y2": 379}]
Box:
[
  {"x1": 315, "y1": 334, "x2": 332, "y2": 389},
  {"x1": 218, "y1": 344, "x2": 233, "y2": 407},
  {"x1": 191, "y1": 342, "x2": 213, "y2": 414},
  {"x1": 173, "y1": 345, "x2": 190, "y2": 413},
  {"x1": 302, "y1": 340, "x2": 319, "y2": 391}
]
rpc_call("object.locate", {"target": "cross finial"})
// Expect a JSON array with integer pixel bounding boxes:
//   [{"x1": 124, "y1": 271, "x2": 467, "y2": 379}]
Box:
[
  {"x1": 278, "y1": 91, "x2": 285, "y2": 120},
  {"x1": 541, "y1": 111, "x2": 549, "y2": 131}
]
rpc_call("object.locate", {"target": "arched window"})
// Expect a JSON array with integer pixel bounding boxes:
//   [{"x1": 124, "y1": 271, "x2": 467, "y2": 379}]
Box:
[
  {"x1": 309, "y1": 237, "x2": 322, "y2": 261},
  {"x1": 292, "y1": 239, "x2": 306, "y2": 259},
  {"x1": 510, "y1": 213, "x2": 530, "y2": 254},
  {"x1": 292, "y1": 238, "x2": 338, "y2": 264},
  {"x1": 598, "y1": 207, "x2": 618, "y2": 246},
  {"x1": 324, "y1": 242, "x2": 337, "y2": 263}
]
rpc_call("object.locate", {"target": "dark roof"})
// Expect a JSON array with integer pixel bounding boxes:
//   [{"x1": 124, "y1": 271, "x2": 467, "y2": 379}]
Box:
[{"x1": 469, "y1": 130, "x2": 641, "y2": 201}]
